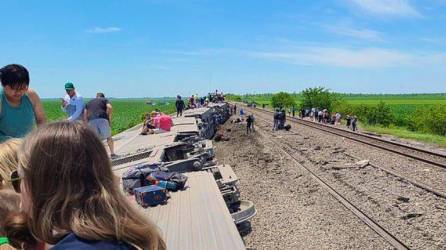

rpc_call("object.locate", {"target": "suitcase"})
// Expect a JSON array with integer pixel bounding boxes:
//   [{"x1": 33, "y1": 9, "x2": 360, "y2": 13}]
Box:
[
  {"x1": 121, "y1": 163, "x2": 163, "y2": 194},
  {"x1": 134, "y1": 185, "x2": 167, "y2": 207}
]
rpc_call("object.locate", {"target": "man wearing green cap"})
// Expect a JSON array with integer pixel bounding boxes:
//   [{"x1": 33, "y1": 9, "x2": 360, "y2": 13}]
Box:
[{"x1": 62, "y1": 82, "x2": 84, "y2": 122}]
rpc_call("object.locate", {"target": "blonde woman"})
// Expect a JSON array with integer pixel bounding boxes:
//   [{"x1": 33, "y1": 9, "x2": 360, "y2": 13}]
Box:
[
  {"x1": 15, "y1": 122, "x2": 165, "y2": 249},
  {"x1": 0, "y1": 139, "x2": 39, "y2": 250}
]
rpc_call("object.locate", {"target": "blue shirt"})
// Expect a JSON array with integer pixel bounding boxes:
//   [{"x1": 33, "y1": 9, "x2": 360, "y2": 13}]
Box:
[{"x1": 51, "y1": 233, "x2": 134, "y2": 250}]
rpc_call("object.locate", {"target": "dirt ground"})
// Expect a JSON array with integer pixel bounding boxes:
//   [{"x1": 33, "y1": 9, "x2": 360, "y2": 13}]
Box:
[
  {"x1": 213, "y1": 118, "x2": 392, "y2": 250},
  {"x1": 214, "y1": 110, "x2": 446, "y2": 249}
]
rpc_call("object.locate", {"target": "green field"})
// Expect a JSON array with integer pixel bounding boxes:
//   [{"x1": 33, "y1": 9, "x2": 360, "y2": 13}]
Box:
[{"x1": 43, "y1": 98, "x2": 175, "y2": 135}]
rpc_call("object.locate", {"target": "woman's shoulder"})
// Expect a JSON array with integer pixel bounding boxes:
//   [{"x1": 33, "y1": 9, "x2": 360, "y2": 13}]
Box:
[{"x1": 51, "y1": 234, "x2": 135, "y2": 250}]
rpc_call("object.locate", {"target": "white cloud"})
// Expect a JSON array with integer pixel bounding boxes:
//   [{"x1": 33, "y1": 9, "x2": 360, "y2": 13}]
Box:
[
  {"x1": 86, "y1": 27, "x2": 122, "y2": 34},
  {"x1": 325, "y1": 25, "x2": 384, "y2": 41},
  {"x1": 249, "y1": 47, "x2": 445, "y2": 68},
  {"x1": 348, "y1": 0, "x2": 421, "y2": 17}
]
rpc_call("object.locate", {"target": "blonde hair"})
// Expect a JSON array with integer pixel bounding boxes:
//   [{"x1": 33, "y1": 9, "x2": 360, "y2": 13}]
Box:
[
  {"x1": 0, "y1": 139, "x2": 21, "y2": 188},
  {"x1": 19, "y1": 122, "x2": 166, "y2": 249}
]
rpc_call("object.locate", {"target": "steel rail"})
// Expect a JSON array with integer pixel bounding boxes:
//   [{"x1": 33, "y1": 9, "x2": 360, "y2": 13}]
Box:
[{"x1": 256, "y1": 125, "x2": 410, "y2": 250}]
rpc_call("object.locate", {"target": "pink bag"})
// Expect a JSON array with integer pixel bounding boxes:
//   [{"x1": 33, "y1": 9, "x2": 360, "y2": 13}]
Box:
[{"x1": 159, "y1": 115, "x2": 173, "y2": 131}]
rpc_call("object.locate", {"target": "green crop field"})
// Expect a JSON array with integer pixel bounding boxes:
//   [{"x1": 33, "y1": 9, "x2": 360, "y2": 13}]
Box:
[{"x1": 42, "y1": 98, "x2": 175, "y2": 135}]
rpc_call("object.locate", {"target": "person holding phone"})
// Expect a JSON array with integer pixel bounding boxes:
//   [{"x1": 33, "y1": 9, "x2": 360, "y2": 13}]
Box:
[{"x1": 62, "y1": 82, "x2": 84, "y2": 122}]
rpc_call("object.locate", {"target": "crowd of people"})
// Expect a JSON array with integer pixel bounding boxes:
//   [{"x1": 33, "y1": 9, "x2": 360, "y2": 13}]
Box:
[
  {"x1": 174, "y1": 90, "x2": 227, "y2": 117},
  {"x1": 273, "y1": 108, "x2": 290, "y2": 131},
  {"x1": 303, "y1": 108, "x2": 358, "y2": 131},
  {"x1": 271, "y1": 106, "x2": 359, "y2": 132},
  {"x1": 0, "y1": 64, "x2": 167, "y2": 249}
]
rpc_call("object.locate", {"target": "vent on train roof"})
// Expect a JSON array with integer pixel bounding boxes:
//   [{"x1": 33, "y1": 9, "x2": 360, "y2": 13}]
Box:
[{"x1": 111, "y1": 150, "x2": 153, "y2": 166}]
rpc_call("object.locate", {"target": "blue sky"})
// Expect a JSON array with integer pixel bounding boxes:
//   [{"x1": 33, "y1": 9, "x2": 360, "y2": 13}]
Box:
[{"x1": 1, "y1": 0, "x2": 446, "y2": 98}]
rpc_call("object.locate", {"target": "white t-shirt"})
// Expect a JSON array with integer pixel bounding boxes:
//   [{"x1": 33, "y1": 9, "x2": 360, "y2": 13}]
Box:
[{"x1": 62, "y1": 93, "x2": 84, "y2": 122}]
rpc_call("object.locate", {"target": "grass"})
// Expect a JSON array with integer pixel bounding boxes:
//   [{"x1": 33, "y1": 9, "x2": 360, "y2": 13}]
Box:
[
  {"x1": 42, "y1": 98, "x2": 176, "y2": 135},
  {"x1": 362, "y1": 124, "x2": 446, "y2": 148}
]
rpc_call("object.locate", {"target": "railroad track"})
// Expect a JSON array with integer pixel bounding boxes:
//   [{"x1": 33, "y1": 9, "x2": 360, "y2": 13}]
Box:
[
  {"x1": 247, "y1": 106, "x2": 446, "y2": 170},
  {"x1": 254, "y1": 123, "x2": 410, "y2": 250}
]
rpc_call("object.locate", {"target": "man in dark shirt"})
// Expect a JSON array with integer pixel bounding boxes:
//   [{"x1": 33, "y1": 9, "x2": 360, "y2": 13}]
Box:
[
  {"x1": 175, "y1": 95, "x2": 185, "y2": 117},
  {"x1": 83, "y1": 93, "x2": 116, "y2": 158}
]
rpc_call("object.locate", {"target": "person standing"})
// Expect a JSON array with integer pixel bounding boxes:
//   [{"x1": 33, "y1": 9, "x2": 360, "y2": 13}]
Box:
[
  {"x1": 0, "y1": 64, "x2": 46, "y2": 142},
  {"x1": 318, "y1": 110, "x2": 323, "y2": 123},
  {"x1": 239, "y1": 108, "x2": 245, "y2": 120},
  {"x1": 62, "y1": 82, "x2": 84, "y2": 122},
  {"x1": 352, "y1": 116, "x2": 358, "y2": 131},
  {"x1": 279, "y1": 108, "x2": 286, "y2": 129},
  {"x1": 335, "y1": 112, "x2": 341, "y2": 125},
  {"x1": 175, "y1": 95, "x2": 185, "y2": 117},
  {"x1": 188, "y1": 95, "x2": 195, "y2": 109},
  {"x1": 246, "y1": 115, "x2": 253, "y2": 134},
  {"x1": 346, "y1": 115, "x2": 351, "y2": 129},
  {"x1": 273, "y1": 109, "x2": 280, "y2": 131},
  {"x1": 84, "y1": 93, "x2": 116, "y2": 158}
]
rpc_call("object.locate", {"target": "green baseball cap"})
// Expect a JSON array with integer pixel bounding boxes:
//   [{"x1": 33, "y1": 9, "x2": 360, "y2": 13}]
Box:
[{"x1": 64, "y1": 82, "x2": 75, "y2": 90}]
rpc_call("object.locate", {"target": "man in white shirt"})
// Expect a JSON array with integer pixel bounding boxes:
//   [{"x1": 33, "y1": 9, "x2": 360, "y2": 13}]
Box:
[{"x1": 62, "y1": 82, "x2": 84, "y2": 122}]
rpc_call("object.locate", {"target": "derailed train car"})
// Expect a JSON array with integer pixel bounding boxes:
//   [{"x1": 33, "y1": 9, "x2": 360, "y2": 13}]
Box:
[{"x1": 111, "y1": 101, "x2": 255, "y2": 250}]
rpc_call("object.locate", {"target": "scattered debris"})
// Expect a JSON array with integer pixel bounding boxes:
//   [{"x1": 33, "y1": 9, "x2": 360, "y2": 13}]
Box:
[
  {"x1": 332, "y1": 148, "x2": 346, "y2": 154},
  {"x1": 401, "y1": 213, "x2": 423, "y2": 220},
  {"x1": 355, "y1": 160, "x2": 369, "y2": 168},
  {"x1": 397, "y1": 196, "x2": 410, "y2": 203}
]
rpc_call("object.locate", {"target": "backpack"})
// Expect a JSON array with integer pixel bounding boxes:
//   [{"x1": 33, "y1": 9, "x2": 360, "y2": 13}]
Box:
[
  {"x1": 122, "y1": 163, "x2": 162, "y2": 194},
  {"x1": 150, "y1": 171, "x2": 188, "y2": 191}
]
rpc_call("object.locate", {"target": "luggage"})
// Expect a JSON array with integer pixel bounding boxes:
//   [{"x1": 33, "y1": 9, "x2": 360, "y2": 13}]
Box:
[
  {"x1": 122, "y1": 163, "x2": 161, "y2": 194},
  {"x1": 134, "y1": 185, "x2": 168, "y2": 207},
  {"x1": 150, "y1": 171, "x2": 188, "y2": 191},
  {"x1": 156, "y1": 180, "x2": 179, "y2": 191}
]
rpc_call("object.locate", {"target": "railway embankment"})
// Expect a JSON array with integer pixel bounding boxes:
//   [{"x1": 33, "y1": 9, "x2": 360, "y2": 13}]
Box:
[{"x1": 213, "y1": 105, "x2": 446, "y2": 249}]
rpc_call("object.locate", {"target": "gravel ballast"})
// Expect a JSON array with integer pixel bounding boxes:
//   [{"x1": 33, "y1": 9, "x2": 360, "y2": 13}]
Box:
[
  {"x1": 241, "y1": 108, "x2": 446, "y2": 249},
  {"x1": 214, "y1": 118, "x2": 392, "y2": 249}
]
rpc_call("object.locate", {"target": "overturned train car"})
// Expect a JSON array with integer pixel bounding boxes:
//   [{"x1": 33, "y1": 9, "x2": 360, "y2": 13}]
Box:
[{"x1": 111, "y1": 102, "x2": 255, "y2": 250}]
